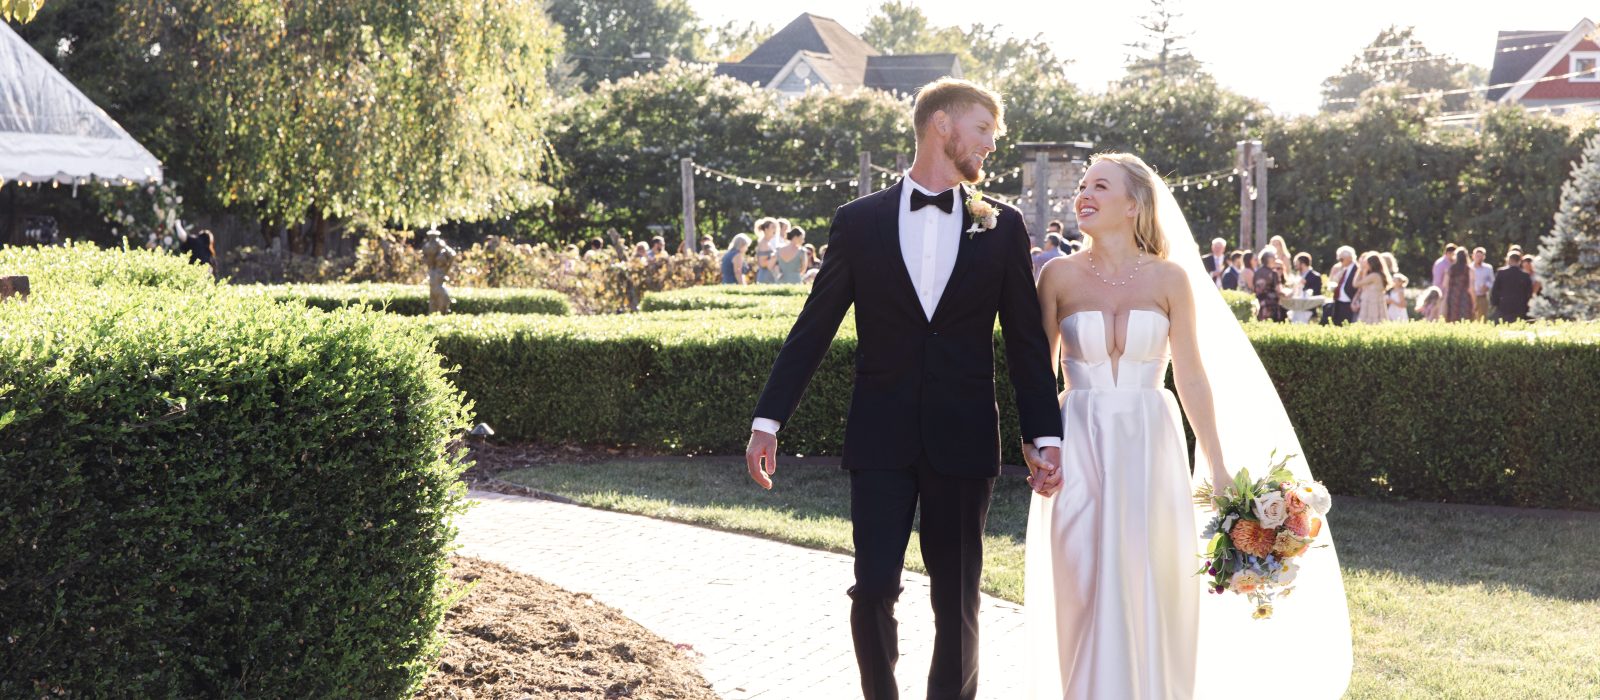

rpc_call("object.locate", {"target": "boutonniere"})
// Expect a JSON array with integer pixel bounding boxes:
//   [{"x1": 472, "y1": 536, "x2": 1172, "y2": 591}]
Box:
[{"x1": 965, "y1": 191, "x2": 999, "y2": 238}]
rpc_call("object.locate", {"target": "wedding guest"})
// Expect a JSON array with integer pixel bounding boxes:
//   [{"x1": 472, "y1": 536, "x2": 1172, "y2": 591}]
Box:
[
  {"x1": 721, "y1": 233, "x2": 752, "y2": 285},
  {"x1": 753, "y1": 218, "x2": 780, "y2": 284},
  {"x1": 1204, "y1": 237, "x2": 1229, "y2": 288},
  {"x1": 1432, "y1": 243, "x2": 1458, "y2": 290},
  {"x1": 1379, "y1": 251, "x2": 1398, "y2": 278},
  {"x1": 633, "y1": 241, "x2": 650, "y2": 260},
  {"x1": 1521, "y1": 256, "x2": 1542, "y2": 297},
  {"x1": 648, "y1": 236, "x2": 668, "y2": 261},
  {"x1": 817, "y1": 243, "x2": 828, "y2": 265},
  {"x1": 1290, "y1": 252, "x2": 1321, "y2": 324},
  {"x1": 1491, "y1": 251, "x2": 1534, "y2": 322},
  {"x1": 1047, "y1": 218, "x2": 1081, "y2": 243},
  {"x1": 1417, "y1": 286, "x2": 1444, "y2": 321},
  {"x1": 1268, "y1": 235, "x2": 1291, "y2": 275},
  {"x1": 1386, "y1": 273, "x2": 1410, "y2": 323},
  {"x1": 1222, "y1": 251, "x2": 1242, "y2": 291},
  {"x1": 185, "y1": 229, "x2": 216, "y2": 270},
  {"x1": 700, "y1": 240, "x2": 719, "y2": 256},
  {"x1": 1253, "y1": 249, "x2": 1288, "y2": 322},
  {"x1": 774, "y1": 228, "x2": 809, "y2": 284},
  {"x1": 1238, "y1": 250, "x2": 1257, "y2": 294},
  {"x1": 1443, "y1": 249, "x2": 1473, "y2": 323},
  {"x1": 804, "y1": 243, "x2": 819, "y2": 268},
  {"x1": 1032, "y1": 233, "x2": 1067, "y2": 280},
  {"x1": 1355, "y1": 251, "x2": 1390, "y2": 324},
  {"x1": 1295, "y1": 252, "x2": 1321, "y2": 295},
  {"x1": 585, "y1": 236, "x2": 604, "y2": 254},
  {"x1": 1324, "y1": 246, "x2": 1358, "y2": 325},
  {"x1": 1470, "y1": 246, "x2": 1494, "y2": 320}
]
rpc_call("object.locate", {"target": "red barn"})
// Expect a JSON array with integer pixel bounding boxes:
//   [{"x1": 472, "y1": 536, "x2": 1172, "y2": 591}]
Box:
[{"x1": 1492, "y1": 18, "x2": 1600, "y2": 113}]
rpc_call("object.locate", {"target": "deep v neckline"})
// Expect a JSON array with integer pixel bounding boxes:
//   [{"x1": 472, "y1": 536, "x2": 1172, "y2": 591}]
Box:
[{"x1": 1063, "y1": 309, "x2": 1170, "y2": 386}]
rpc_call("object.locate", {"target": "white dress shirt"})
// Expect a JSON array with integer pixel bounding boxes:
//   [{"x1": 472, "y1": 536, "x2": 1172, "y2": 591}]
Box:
[
  {"x1": 1208, "y1": 254, "x2": 1227, "y2": 288},
  {"x1": 755, "y1": 174, "x2": 1060, "y2": 451},
  {"x1": 898, "y1": 173, "x2": 965, "y2": 321}
]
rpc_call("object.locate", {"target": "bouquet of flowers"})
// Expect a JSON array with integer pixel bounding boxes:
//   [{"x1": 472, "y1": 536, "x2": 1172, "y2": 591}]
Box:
[{"x1": 1193, "y1": 451, "x2": 1332, "y2": 619}]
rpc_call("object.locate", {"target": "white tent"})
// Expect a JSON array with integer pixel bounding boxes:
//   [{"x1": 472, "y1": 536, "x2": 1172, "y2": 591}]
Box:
[{"x1": 0, "y1": 19, "x2": 162, "y2": 185}]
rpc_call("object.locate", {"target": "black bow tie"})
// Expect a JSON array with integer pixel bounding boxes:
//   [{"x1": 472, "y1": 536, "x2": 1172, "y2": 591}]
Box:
[{"x1": 910, "y1": 188, "x2": 955, "y2": 214}]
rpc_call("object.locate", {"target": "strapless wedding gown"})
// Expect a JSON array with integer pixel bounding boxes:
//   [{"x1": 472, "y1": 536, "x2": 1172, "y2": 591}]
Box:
[{"x1": 1024, "y1": 309, "x2": 1199, "y2": 699}]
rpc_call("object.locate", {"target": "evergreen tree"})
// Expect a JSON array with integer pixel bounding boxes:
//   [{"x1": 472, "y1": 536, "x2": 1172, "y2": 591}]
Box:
[{"x1": 1532, "y1": 132, "x2": 1600, "y2": 320}]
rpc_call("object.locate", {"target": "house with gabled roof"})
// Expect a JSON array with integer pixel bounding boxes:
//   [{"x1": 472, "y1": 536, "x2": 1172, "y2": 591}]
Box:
[
  {"x1": 1490, "y1": 18, "x2": 1600, "y2": 113},
  {"x1": 715, "y1": 13, "x2": 962, "y2": 97}
]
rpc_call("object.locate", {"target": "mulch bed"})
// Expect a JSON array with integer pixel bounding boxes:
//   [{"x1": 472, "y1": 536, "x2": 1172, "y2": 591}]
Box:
[{"x1": 419, "y1": 556, "x2": 718, "y2": 700}]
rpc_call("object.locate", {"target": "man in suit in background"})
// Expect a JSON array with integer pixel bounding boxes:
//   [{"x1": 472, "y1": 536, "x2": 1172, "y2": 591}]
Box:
[
  {"x1": 1204, "y1": 237, "x2": 1228, "y2": 288},
  {"x1": 1490, "y1": 251, "x2": 1534, "y2": 323},
  {"x1": 1221, "y1": 251, "x2": 1242, "y2": 291},
  {"x1": 1325, "y1": 245, "x2": 1358, "y2": 326}
]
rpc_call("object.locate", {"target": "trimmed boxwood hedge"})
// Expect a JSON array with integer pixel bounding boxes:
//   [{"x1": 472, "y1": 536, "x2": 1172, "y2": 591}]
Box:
[
  {"x1": 425, "y1": 287, "x2": 1600, "y2": 510},
  {"x1": 242, "y1": 282, "x2": 571, "y2": 316},
  {"x1": 0, "y1": 246, "x2": 471, "y2": 697}
]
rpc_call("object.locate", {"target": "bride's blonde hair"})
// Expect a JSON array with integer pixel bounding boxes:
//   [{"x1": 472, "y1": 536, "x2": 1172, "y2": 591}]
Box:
[{"x1": 1087, "y1": 152, "x2": 1169, "y2": 259}]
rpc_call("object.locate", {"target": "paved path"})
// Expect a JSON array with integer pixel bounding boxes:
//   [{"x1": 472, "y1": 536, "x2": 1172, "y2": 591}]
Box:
[{"x1": 455, "y1": 490, "x2": 1029, "y2": 700}]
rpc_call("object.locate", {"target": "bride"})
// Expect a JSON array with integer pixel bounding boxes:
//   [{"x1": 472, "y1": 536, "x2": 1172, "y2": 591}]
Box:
[{"x1": 1021, "y1": 153, "x2": 1352, "y2": 699}]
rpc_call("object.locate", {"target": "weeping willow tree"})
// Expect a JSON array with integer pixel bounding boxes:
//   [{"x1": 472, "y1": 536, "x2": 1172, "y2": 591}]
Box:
[{"x1": 117, "y1": 0, "x2": 563, "y2": 251}]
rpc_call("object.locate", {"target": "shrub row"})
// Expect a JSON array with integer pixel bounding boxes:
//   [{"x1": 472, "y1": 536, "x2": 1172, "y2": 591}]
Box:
[
  {"x1": 240, "y1": 282, "x2": 572, "y2": 316},
  {"x1": 0, "y1": 246, "x2": 471, "y2": 697},
  {"x1": 424, "y1": 287, "x2": 1600, "y2": 510}
]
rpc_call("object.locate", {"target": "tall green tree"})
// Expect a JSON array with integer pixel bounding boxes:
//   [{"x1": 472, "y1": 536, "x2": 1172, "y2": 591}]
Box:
[
  {"x1": 701, "y1": 19, "x2": 770, "y2": 63},
  {"x1": 535, "y1": 62, "x2": 912, "y2": 247},
  {"x1": 1532, "y1": 132, "x2": 1600, "y2": 320},
  {"x1": 112, "y1": 0, "x2": 561, "y2": 253},
  {"x1": 1321, "y1": 26, "x2": 1487, "y2": 113},
  {"x1": 860, "y1": 1, "x2": 1067, "y2": 85},
  {"x1": 1121, "y1": 0, "x2": 1206, "y2": 86},
  {"x1": 1453, "y1": 106, "x2": 1594, "y2": 256},
  {"x1": 546, "y1": 0, "x2": 702, "y2": 90}
]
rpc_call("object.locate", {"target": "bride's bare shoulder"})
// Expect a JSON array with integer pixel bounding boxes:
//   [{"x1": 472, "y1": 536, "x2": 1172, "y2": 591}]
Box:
[{"x1": 1149, "y1": 257, "x2": 1190, "y2": 284}]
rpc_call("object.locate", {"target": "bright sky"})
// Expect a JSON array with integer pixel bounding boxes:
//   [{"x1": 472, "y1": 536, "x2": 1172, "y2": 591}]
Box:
[{"x1": 687, "y1": 0, "x2": 1595, "y2": 115}]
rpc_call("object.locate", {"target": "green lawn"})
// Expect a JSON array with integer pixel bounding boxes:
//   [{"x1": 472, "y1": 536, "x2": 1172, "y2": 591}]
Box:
[{"x1": 500, "y1": 460, "x2": 1600, "y2": 699}]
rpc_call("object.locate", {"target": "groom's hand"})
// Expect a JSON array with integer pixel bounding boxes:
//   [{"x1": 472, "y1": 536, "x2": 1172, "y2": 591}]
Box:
[
  {"x1": 1023, "y1": 443, "x2": 1063, "y2": 497},
  {"x1": 746, "y1": 430, "x2": 778, "y2": 490}
]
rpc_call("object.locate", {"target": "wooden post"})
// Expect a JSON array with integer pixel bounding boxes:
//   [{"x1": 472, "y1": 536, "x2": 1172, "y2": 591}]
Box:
[
  {"x1": 895, "y1": 153, "x2": 909, "y2": 173},
  {"x1": 680, "y1": 158, "x2": 696, "y2": 255},
  {"x1": 1034, "y1": 150, "x2": 1051, "y2": 245},
  {"x1": 859, "y1": 152, "x2": 872, "y2": 198},
  {"x1": 1253, "y1": 144, "x2": 1270, "y2": 251},
  {"x1": 1236, "y1": 140, "x2": 1255, "y2": 252}
]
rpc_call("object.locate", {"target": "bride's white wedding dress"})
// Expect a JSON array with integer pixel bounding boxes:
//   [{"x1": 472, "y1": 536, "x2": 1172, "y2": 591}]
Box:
[{"x1": 1024, "y1": 308, "x2": 1199, "y2": 699}]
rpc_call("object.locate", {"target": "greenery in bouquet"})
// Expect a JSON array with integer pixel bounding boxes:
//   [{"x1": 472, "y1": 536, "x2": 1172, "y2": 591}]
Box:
[{"x1": 1193, "y1": 451, "x2": 1333, "y2": 619}]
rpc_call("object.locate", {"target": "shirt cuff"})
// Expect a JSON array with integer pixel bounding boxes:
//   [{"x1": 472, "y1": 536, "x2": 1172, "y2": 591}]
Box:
[
  {"x1": 1032, "y1": 437, "x2": 1062, "y2": 450},
  {"x1": 751, "y1": 418, "x2": 781, "y2": 435}
]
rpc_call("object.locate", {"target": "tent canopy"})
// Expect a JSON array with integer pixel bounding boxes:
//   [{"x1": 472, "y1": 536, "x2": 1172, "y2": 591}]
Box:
[{"x1": 0, "y1": 20, "x2": 162, "y2": 185}]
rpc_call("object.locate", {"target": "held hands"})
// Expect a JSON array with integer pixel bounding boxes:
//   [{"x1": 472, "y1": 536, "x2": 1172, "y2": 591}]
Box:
[
  {"x1": 1023, "y1": 443, "x2": 1063, "y2": 497},
  {"x1": 746, "y1": 430, "x2": 779, "y2": 490}
]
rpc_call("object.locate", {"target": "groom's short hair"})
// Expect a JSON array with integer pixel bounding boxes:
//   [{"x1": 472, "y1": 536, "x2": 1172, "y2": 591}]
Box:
[{"x1": 912, "y1": 78, "x2": 1005, "y2": 140}]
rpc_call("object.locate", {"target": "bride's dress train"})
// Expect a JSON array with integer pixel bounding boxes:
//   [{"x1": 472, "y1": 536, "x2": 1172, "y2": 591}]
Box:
[{"x1": 1024, "y1": 308, "x2": 1198, "y2": 699}]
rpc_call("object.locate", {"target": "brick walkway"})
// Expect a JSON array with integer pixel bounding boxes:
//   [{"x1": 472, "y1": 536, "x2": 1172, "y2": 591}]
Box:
[{"x1": 455, "y1": 490, "x2": 1028, "y2": 700}]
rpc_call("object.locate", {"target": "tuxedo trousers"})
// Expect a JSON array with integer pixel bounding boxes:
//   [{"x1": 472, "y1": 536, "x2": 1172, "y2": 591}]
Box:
[{"x1": 848, "y1": 453, "x2": 994, "y2": 700}]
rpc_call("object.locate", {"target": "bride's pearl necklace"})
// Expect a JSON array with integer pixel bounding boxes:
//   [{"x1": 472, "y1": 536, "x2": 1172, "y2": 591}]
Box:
[{"x1": 1088, "y1": 249, "x2": 1146, "y2": 287}]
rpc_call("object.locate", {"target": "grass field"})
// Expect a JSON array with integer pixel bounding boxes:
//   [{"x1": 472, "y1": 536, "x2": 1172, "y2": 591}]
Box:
[{"x1": 501, "y1": 460, "x2": 1600, "y2": 699}]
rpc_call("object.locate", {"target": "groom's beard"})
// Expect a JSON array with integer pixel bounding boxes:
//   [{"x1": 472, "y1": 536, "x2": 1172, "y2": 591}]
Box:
[{"x1": 943, "y1": 138, "x2": 983, "y2": 183}]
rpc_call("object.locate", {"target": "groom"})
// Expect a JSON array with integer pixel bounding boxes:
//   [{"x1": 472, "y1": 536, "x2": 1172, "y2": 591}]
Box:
[{"x1": 744, "y1": 78, "x2": 1062, "y2": 700}]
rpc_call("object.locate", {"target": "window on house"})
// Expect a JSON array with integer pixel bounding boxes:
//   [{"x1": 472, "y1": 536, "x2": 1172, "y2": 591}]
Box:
[{"x1": 1572, "y1": 53, "x2": 1600, "y2": 82}]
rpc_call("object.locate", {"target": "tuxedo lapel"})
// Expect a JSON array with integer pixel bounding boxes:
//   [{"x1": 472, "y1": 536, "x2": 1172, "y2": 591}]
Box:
[
  {"x1": 876, "y1": 182, "x2": 926, "y2": 322},
  {"x1": 929, "y1": 185, "x2": 978, "y2": 327}
]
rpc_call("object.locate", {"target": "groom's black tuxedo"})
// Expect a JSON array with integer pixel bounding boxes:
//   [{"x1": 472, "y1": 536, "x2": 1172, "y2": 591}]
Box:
[
  {"x1": 752, "y1": 180, "x2": 1059, "y2": 700},
  {"x1": 753, "y1": 182, "x2": 1061, "y2": 477}
]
